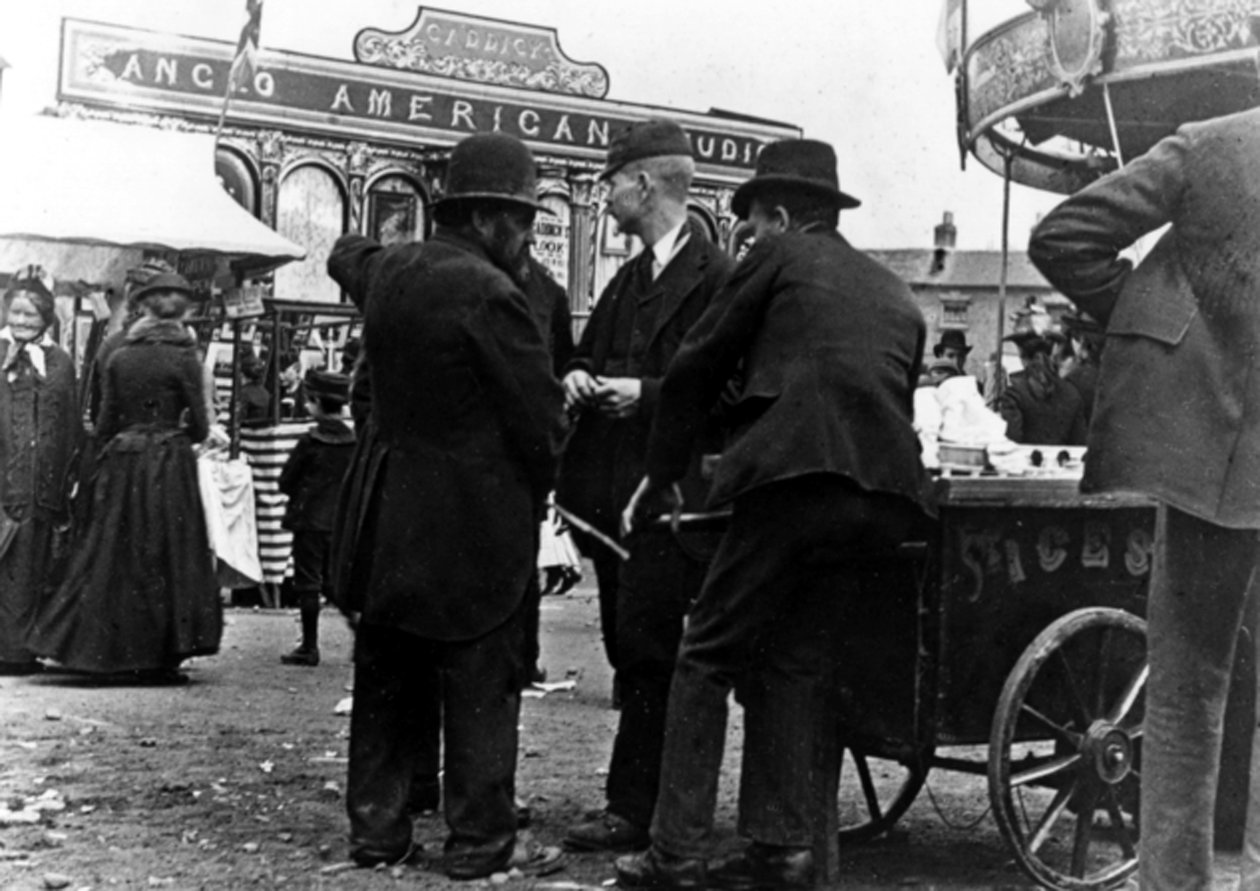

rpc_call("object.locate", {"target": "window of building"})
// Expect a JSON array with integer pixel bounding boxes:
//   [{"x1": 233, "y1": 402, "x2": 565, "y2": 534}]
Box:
[
  {"x1": 940, "y1": 296, "x2": 970, "y2": 328},
  {"x1": 215, "y1": 148, "x2": 257, "y2": 214},
  {"x1": 275, "y1": 164, "x2": 345, "y2": 304}
]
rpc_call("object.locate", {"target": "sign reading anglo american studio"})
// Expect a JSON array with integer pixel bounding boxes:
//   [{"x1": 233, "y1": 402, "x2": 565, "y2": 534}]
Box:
[{"x1": 59, "y1": 19, "x2": 794, "y2": 180}]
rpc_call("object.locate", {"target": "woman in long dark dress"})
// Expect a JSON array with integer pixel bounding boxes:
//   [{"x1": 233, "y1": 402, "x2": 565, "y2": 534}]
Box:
[
  {"x1": 28, "y1": 272, "x2": 221, "y2": 682},
  {"x1": 0, "y1": 267, "x2": 81, "y2": 675}
]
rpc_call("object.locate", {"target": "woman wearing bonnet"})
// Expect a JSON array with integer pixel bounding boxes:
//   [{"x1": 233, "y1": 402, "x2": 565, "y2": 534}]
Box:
[
  {"x1": 28, "y1": 271, "x2": 221, "y2": 683},
  {"x1": 0, "y1": 264, "x2": 81, "y2": 675}
]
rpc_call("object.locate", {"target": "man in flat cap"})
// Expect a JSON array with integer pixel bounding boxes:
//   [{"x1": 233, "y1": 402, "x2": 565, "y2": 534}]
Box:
[
  {"x1": 557, "y1": 118, "x2": 734, "y2": 854},
  {"x1": 327, "y1": 132, "x2": 565, "y2": 879},
  {"x1": 616, "y1": 139, "x2": 933, "y2": 889}
]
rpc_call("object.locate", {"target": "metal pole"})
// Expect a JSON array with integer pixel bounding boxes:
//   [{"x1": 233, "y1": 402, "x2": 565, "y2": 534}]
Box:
[
  {"x1": 229, "y1": 316, "x2": 243, "y2": 459},
  {"x1": 994, "y1": 150, "x2": 1013, "y2": 399},
  {"x1": 1102, "y1": 82, "x2": 1126, "y2": 168}
]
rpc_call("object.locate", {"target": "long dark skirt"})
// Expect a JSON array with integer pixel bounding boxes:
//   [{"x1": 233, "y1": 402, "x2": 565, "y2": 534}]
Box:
[
  {"x1": 0, "y1": 508, "x2": 56, "y2": 664},
  {"x1": 27, "y1": 429, "x2": 222, "y2": 673}
]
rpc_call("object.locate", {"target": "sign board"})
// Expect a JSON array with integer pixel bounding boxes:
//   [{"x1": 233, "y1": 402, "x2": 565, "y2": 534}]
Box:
[
  {"x1": 354, "y1": 7, "x2": 610, "y2": 98},
  {"x1": 224, "y1": 284, "x2": 267, "y2": 320},
  {"x1": 59, "y1": 19, "x2": 798, "y2": 182}
]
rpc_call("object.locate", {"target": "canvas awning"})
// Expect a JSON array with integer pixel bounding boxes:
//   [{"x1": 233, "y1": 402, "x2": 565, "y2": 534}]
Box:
[{"x1": 0, "y1": 115, "x2": 305, "y2": 273}]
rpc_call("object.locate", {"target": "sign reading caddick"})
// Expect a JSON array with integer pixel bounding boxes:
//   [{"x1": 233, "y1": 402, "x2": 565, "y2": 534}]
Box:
[{"x1": 59, "y1": 19, "x2": 792, "y2": 178}]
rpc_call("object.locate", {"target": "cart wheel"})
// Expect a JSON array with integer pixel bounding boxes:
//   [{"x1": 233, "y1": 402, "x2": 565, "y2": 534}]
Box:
[
  {"x1": 989, "y1": 607, "x2": 1146, "y2": 891},
  {"x1": 837, "y1": 743, "x2": 931, "y2": 842}
]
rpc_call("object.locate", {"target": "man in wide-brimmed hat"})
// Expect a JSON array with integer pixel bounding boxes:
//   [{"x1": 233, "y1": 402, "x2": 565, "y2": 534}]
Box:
[
  {"x1": 327, "y1": 132, "x2": 565, "y2": 880},
  {"x1": 617, "y1": 139, "x2": 934, "y2": 890},
  {"x1": 557, "y1": 118, "x2": 734, "y2": 856}
]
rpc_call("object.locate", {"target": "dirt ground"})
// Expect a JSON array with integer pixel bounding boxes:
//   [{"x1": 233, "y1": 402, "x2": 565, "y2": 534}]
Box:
[{"x1": 0, "y1": 569, "x2": 1246, "y2": 891}]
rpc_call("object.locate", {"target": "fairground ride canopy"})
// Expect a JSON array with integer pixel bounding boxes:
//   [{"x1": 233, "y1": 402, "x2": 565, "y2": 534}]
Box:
[{"x1": 958, "y1": 0, "x2": 1260, "y2": 194}]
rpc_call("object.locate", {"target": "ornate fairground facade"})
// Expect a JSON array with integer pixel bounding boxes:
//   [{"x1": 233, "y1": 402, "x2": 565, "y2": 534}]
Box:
[{"x1": 55, "y1": 8, "x2": 800, "y2": 318}]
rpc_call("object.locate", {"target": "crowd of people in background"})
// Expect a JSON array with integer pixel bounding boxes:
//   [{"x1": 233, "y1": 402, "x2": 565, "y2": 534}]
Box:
[{"x1": 2, "y1": 109, "x2": 1258, "y2": 891}]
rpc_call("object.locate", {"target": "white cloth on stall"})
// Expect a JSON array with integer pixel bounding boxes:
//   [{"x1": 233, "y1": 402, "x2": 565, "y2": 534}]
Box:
[{"x1": 197, "y1": 451, "x2": 263, "y2": 588}]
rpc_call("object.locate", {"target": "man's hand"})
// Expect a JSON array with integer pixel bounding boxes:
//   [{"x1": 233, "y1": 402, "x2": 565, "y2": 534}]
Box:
[
  {"x1": 563, "y1": 369, "x2": 600, "y2": 412},
  {"x1": 621, "y1": 475, "x2": 684, "y2": 537},
  {"x1": 592, "y1": 377, "x2": 641, "y2": 418}
]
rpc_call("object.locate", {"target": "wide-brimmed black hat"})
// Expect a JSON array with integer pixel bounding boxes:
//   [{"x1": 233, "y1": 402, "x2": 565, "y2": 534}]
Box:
[
  {"x1": 932, "y1": 329, "x2": 973, "y2": 358},
  {"x1": 130, "y1": 271, "x2": 200, "y2": 303},
  {"x1": 433, "y1": 133, "x2": 550, "y2": 214},
  {"x1": 303, "y1": 368, "x2": 350, "y2": 405},
  {"x1": 732, "y1": 139, "x2": 861, "y2": 219},
  {"x1": 601, "y1": 118, "x2": 693, "y2": 180}
]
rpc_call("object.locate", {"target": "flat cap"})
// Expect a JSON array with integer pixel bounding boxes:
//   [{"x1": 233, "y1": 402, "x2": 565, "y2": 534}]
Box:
[{"x1": 602, "y1": 118, "x2": 693, "y2": 179}]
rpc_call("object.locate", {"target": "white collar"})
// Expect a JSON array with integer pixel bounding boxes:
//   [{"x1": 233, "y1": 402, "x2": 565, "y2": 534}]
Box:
[
  {"x1": 0, "y1": 326, "x2": 53, "y2": 378},
  {"x1": 648, "y1": 221, "x2": 690, "y2": 276}
]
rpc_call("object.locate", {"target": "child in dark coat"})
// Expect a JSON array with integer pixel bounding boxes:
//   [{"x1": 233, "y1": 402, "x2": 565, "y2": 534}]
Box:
[{"x1": 277, "y1": 369, "x2": 355, "y2": 666}]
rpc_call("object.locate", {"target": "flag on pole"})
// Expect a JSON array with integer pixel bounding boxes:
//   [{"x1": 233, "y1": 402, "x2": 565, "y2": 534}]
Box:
[
  {"x1": 936, "y1": 0, "x2": 964, "y2": 73},
  {"x1": 217, "y1": 0, "x2": 263, "y2": 145},
  {"x1": 227, "y1": 0, "x2": 263, "y2": 94}
]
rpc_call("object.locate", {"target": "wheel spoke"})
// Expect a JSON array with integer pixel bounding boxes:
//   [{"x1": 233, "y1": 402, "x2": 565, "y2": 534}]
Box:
[
  {"x1": 1102, "y1": 786, "x2": 1138, "y2": 859},
  {"x1": 1010, "y1": 752, "x2": 1082, "y2": 788},
  {"x1": 1027, "y1": 784, "x2": 1075, "y2": 855},
  {"x1": 1019, "y1": 702, "x2": 1082, "y2": 747},
  {"x1": 1054, "y1": 648, "x2": 1095, "y2": 727},
  {"x1": 1094, "y1": 627, "x2": 1112, "y2": 716},
  {"x1": 1107, "y1": 665, "x2": 1149, "y2": 725},
  {"x1": 850, "y1": 751, "x2": 883, "y2": 821},
  {"x1": 1070, "y1": 785, "x2": 1101, "y2": 878}
]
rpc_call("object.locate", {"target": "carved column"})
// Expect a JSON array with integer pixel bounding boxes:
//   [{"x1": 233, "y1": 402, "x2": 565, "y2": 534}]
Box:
[
  {"x1": 347, "y1": 141, "x2": 371, "y2": 235},
  {"x1": 568, "y1": 172, "x2": 600, "y2": 314},
  {"x1": 257, "y1": 130, "x2": 286, "y2": 229}
]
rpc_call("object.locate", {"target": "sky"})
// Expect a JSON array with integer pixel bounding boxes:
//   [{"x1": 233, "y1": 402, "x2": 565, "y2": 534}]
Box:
[{"x1": 0, "y1": 0, "x2": 1060, "y2": 251}]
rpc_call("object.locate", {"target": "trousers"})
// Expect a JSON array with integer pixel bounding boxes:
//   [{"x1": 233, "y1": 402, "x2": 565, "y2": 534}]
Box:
[
  {"x1": 1140, "y1": 507, "x2": 1260, "y2": 890},
  {"x1": 649, "y1": 475, "x2": 921, "y2": 859},
  {"x1": 347, "y1": 611, "x2": 523, "y2": 869},
  {"x1": 605, "y1": 525, "x2": 709, "y2": 827}
]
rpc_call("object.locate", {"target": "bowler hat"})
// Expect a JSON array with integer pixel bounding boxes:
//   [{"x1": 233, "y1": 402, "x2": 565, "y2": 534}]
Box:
[
  {"x1": 129, "y1": 271, "x2": 200, "y2": 303},
  {"x1": 303, "y1": 368, "x2": 350, "y2": 405},
  {"x1": 732, "y1": 139, "x2": 861, "y2": 219},
  {"x1": 433, "y1": 133, "x2": 549, "y2": 213},
  {"x1": 932, "y1": 329, "x2": 973, "y2": 358},
  {"x1": 601, "y1": 118, "x2": 693, "y2": 180}
]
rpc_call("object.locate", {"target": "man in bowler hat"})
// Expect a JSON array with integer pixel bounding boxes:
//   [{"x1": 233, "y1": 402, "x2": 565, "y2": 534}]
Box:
[
  {"x1": 616, "y1": 139, "x2": 933, "y2": 889},
  {"x1": 556, "y1": 118, "x2": 733, "y2": 853},
  {"x1": 326, "y1": 132, "x2": 565, "y2": 879},
  {"x1": 932, "y1": 328, "x2": 972, "y2": 374}
]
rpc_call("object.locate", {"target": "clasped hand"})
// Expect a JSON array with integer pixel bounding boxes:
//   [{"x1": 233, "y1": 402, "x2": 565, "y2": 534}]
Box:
[{"x1": 563, "y1": 370, "x2": 641, "y2": 418}]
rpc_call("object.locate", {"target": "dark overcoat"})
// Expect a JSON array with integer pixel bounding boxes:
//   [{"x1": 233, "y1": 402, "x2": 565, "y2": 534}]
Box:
[
  {"x1": 1028, "y1": 108, "x2": 1260, "y2": 528},
  {"x1": 278, "y1": 416, "x2": 355, "y2": 532},
  {"x1": 327, "y1": 231, "x2": 565, "y2": 642},
  {"x1": 556, "y1": 235, "x2": 732, "y2": 531},
  {"x1": 995, "y1": 372, "x2": 1087, "y2": 445},
  {"x1": 646, "y1": 227, "x2": 933, "y2": 513}
]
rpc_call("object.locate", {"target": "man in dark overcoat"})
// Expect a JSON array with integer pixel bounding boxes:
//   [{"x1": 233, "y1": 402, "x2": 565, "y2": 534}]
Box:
[
  {"x1": 557, "y1": 118, "x2": 733, "y2": 853},
  {"x1": 326, "y1": 132, "x2": 565, "y2": 879},
  {"x1": 1028, "y1": 107, "x2": 1260, "y2": 890},
  {"x1": 616, "y1": 140, "x2": 933, "y2": 890}
]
